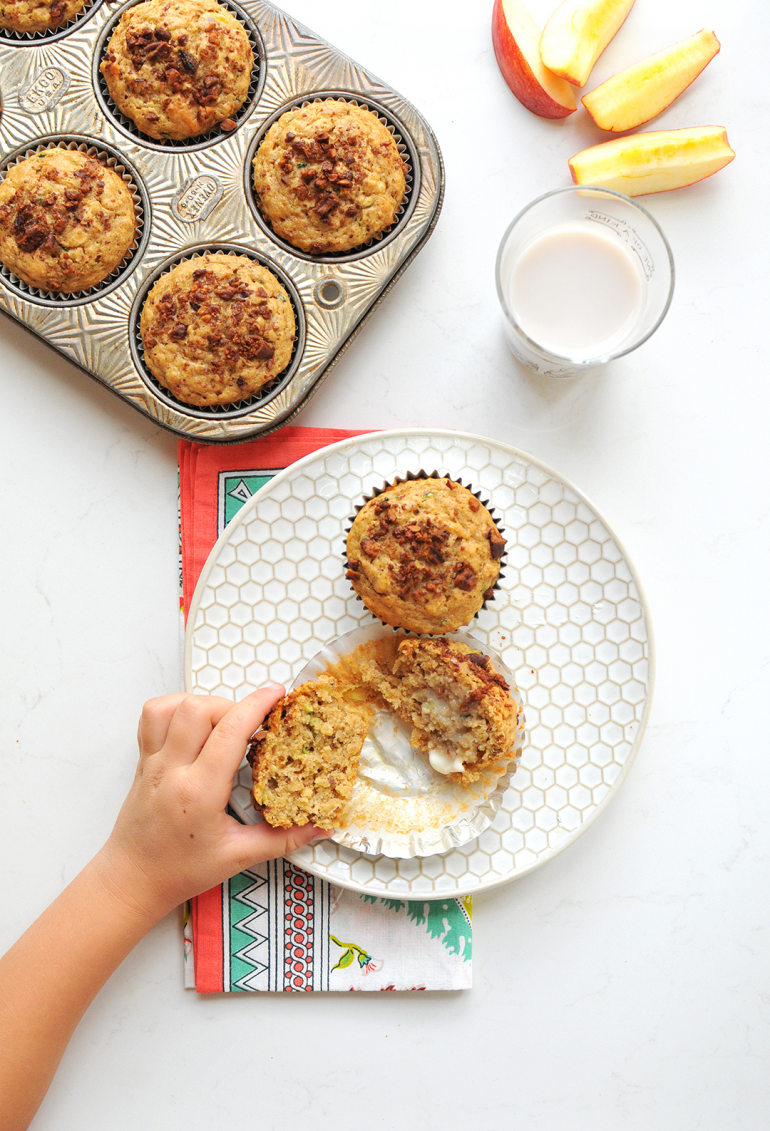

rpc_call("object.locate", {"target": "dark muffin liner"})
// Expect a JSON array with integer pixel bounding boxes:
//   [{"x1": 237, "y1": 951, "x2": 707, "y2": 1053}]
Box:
[
  {"x1": 344, "y1": 469, "x2": 509, "y2": 634},
  {"x1": 0, "y1": 0, "x2": 102, "y2": 45},
  {"x1": 245, "y1": 92, "x2": 416, "y2": 265},
  {"x1": 93, "y1": 0, "x2": 265, "y2": 153},
  {"x1": 129, "y1": 243, "x2": 306, "y2": 420},
  {"x1": 0, "y1": 137, "x2": 147, "y2": 306}
]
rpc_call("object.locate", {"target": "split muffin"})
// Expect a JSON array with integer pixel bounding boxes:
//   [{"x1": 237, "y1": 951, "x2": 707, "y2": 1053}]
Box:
[
  {"x1": 252, "y1": 99, "x2": 407, "y2": 254},
  {"x1": 100, "y1": 0, "x2": 253, "y2": 141},
  {"x1": 346, "y1": 477, "x2": 507, "y2": 634},
  {"x1": 0, "y1": 0, "x2": 86, "y2": 33},
  {"x1": 0, "y1": 149, "x2": 136, "y2": 293},
  {"x1": 247, "y1": 678, "x2": 371, "y2": 830},
  {"x1": 360, "y1": 637, "x2": 521, "y2": 785},
  {"x1": 140, "y1": 253, "x2": 295, "y2": 406}
]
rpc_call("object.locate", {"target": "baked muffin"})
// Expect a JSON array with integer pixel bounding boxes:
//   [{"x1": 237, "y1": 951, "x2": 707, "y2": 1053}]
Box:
[
  {"x1": 361, "y1": 637, "x2": 521, "y2": 785},
  {"x1": 100, "y1": 0, "x2": 252, "y2": 141},
  {"x1": 0, "y1": 150, "x2": 136, "y2": 293},
  {"x1": 252, "y1": 99, "x2": 407, "y2": 254},
  {"x1": 247, "y1": 678, "x2": 371, "y2": 830},
  {"x1": 346, "y1": 478, "x2": 507, "y2": 635},
  {"x1": 0, "y1": 0, "x2": 85, "y2": 33},
  {"x1": 140, "y1": 253, "x2": 295, "y2": 406}
]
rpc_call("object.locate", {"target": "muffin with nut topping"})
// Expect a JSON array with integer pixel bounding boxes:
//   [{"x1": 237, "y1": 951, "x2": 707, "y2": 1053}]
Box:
[
  {"x1": 100, "y1": 0, "x2": 252, "y2": 141},
  {"x1": 140, "y1": 253, "x2": 295, "y2": 406},
  {"x1": 0, "y1": 149, "x2": 136, "y2": 293},
  {"x1": 0, "y1": 0, "x2": 86, "y2": 34},
  {"x1": 252, "y1": 99, "x2": 407, "y2": 254},
  {"x1": 346, "y1": 477, "x2": 507, "y2": 635}
]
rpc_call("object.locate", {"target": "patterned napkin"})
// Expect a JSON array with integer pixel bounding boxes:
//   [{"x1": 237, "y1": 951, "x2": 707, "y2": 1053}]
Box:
[{"x1": 179, "y1": 428, "x2": 472, "y2": 993}]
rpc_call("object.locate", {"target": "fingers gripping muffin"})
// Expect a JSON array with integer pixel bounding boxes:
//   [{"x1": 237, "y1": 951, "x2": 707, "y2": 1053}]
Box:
[
  {"x1": 140, "y1": 253, "x2": 296, "y2": 406},
  {"x1": 253, "y1": 99, "x2": 407, "y2": 254},
  {"x1": 346, "y1": 478, "x2": 507, "y2": 634},
  {"x1": 0, "y1": 150, "x2": 136, "y2": 293},
  {"x1": 100, "y1": 0, "x2": 253, "y2": 141}
]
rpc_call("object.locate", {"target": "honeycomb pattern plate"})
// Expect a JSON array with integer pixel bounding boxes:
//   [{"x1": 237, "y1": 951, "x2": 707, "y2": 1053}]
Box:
[{"x1": 184, "y1": 429, "x2": 654, "y2": 897}]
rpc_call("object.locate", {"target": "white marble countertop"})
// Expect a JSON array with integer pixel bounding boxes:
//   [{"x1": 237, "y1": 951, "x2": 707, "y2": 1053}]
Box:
[{"x1": 1, "y1": 0, "x2": 768, "y2": 1126}]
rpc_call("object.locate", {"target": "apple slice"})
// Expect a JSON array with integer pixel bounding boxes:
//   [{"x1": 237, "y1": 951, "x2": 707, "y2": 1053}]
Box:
[
  {"x1": 492, "y1": 0, "x2": 577, "y2": 119},
  {"x1": 582, "y1": 29, "x2": 720, "y2": 131},
  {"x1": 540, "y1": 0, "x2": 635, "y2": 88},
  {"x1": 568, "y1": 126, "x2": 735, "y2": 195}
]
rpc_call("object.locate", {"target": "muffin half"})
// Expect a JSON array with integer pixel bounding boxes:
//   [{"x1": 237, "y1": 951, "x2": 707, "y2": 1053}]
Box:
[{"x1": 247, "y1": 678, "x2": 371, "y2": 830}]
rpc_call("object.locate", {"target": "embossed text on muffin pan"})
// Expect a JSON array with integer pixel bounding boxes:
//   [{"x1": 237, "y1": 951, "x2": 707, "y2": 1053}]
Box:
[{"x1": 0, "y1": 0, "x2": 444, "y2": 441}]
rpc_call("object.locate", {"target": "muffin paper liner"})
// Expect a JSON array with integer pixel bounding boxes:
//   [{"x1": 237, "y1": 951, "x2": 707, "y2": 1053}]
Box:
[
  {"x1": 0, "y1": 137, "x2": 146, "y2": 304},
  {"x1": 130, "y1": 244, "x2": 305, "y2": 418},
  {"x1": 344, "y1": 469, "x2": 509, "y2": 634},
  {"x1": 247, "y1": 93, "x2": 415, "y2": 263},
  {"x1": 232, "y1": 623, "x2": 525, "y2": 860},
  {"x1": 94, "y1": 0, "x2": 264, "y2": 152}
]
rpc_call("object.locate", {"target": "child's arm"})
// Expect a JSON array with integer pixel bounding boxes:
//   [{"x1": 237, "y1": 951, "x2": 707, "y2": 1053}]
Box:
[{"x1": 0, "y1": 686, "x2": 323, "y2": 1131}]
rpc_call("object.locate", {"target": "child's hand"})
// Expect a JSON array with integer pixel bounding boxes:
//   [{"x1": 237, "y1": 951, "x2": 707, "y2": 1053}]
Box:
[{"x1": 95, "y1": 687, "x2": 327, "y2": 923}]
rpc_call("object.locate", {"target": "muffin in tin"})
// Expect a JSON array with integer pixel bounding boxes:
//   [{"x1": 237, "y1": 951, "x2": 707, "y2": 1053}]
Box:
[
  {"x1": 0, "y1": 149, "x2": 136, "y2": 293},
  {"x1": 100, "y1": 0, "x2": 253, "y2": 142},
  {"x1": 252, "y1": 99, "x2": 408, "y2": 255},
  {"x1": 0, "y1": 0, "x2": 86, "y2": 34},
  {"x1": 140, "y1": 253, "x2": 295, "y2": 407},
  {"x1": 346, "y1": 477, "x2": 506, "y2": 635}
]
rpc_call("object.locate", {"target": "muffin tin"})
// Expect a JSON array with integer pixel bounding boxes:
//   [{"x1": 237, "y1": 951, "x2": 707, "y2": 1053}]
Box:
[{"x1": 0, "y1": 0, "x2": 444, "y2": 441}]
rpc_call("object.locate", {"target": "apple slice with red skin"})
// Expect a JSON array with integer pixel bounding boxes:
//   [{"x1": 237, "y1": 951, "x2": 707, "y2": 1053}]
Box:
[
  {"x1": 541, "y1": 0, "x2": 636, "y2": 88},
  {"x1": 492, "y1": 0, "x2": 577, "y2": 119},
  {"x1": 568, "y1": 126, "x2": 735, "y2": 195},
  {"x1": 582, "y1": 29, "x2": 721, "y2": 132}
]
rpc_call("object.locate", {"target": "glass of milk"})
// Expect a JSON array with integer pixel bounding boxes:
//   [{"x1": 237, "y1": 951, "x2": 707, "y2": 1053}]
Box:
[{"x1": 496, "y1": 186, "x2": 674, "y2": 378}]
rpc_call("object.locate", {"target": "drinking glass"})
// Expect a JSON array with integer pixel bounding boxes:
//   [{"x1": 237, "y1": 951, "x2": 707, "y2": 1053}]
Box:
[{"x1": 496, "y1": 186, "x2": 674, "y2": 379}]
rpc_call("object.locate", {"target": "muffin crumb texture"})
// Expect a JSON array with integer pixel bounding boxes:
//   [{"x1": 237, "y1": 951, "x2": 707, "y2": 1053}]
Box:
[
  {"x1": 360, "y1": 637, "x2": 521, "y2": 785},
  {"x1": 100, "y1": 0, "x2": 253, "y2": 141},
  {"x1": 140, "y1": 253, "x2": 295, "y2": 406},
  {"x1": 253, "y1": 99, "x2": 407, "y2": 254},
  {"x1": 0, "y1": 149, "x2": 136, "y2": 293},
  {"x1": 0, "y1": 0, "x2": 85, "y2": 34},
  {"x1": 247, "y1": 678, "x2": 371, "y2": 830},
  {"x1": 346, "y1": 478, "x2": 506, "y2": 634}
]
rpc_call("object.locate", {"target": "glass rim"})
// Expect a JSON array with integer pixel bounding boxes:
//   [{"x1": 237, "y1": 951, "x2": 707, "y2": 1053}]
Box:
[{"x1": 495, "y1": 185, "x2": 676, "y2": 368}]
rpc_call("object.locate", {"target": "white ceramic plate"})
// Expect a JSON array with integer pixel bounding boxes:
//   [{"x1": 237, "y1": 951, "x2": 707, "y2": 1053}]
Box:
[{"x1": 185, "y1": 429, "x2": 654, "y2": 897}]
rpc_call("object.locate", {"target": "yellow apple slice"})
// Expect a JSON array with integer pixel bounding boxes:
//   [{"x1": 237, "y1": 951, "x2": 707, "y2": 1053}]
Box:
[
  {"x1": 568, "y1": 126, "x2": 735, "y2": 195},
  {"x1": 582, "y1": 29, "x2": 720, "y2": 131},
  {"x1": 540, "y1": 0, "x2": 635, "y2": 88},
  {"x1": 492, "y1": 0, "x2": 577, "y2": 119}
]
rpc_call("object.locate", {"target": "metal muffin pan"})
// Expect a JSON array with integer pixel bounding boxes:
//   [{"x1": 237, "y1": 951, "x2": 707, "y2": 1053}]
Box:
[{"x1": 0, "y1": 0, "x2": 444, "y2": 441}]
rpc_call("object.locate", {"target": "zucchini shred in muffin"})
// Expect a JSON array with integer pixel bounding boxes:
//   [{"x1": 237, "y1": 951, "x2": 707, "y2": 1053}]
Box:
[
  {"x1": 140, "y1": 253, "x2": 295, "y2": 406},
  {"x1": 0, "y1": 0, "x2": 86, "y2": 34},
  {"x1": 346, "y1": 477, "x2": 507, "y2": 635},
  {"x1": 100, "y1": 0, "x2": 253, "y2": 141},
  {"x1": 0, "y1": 149, "x2": 137, "y2": 293},
  {"x1": 252, "y1": 99, "x2": 408, "y2": 254},
  {"x1": 359, "y1": 637, "x2": 521, "y2": 785},
  {"x1": 247, "y1": 678, "x2": 372, "y2": 830}
]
